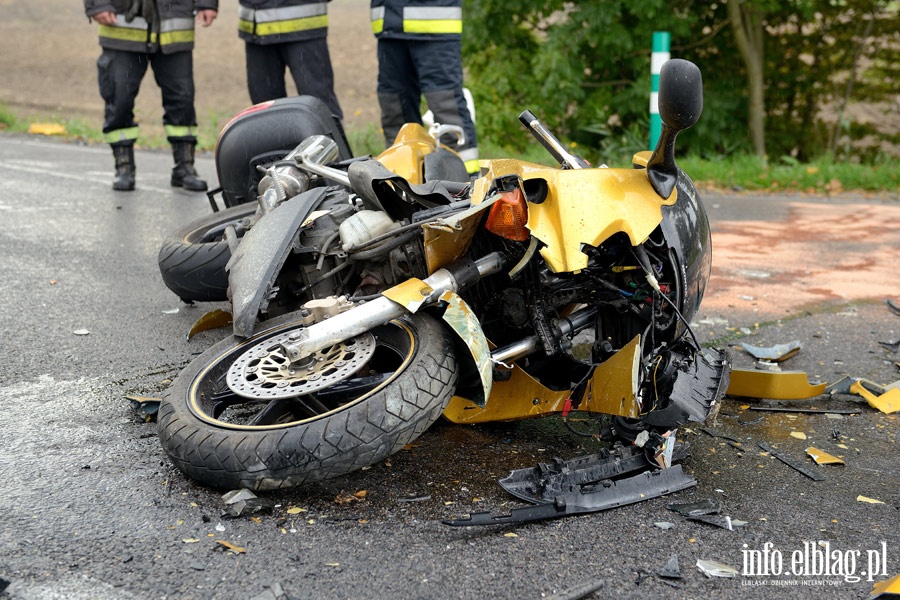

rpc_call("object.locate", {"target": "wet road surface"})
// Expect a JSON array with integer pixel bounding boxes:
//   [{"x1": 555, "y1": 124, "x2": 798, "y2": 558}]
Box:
[{"x1": 0, "y1": 134, "x2": 898, "y2": 599}]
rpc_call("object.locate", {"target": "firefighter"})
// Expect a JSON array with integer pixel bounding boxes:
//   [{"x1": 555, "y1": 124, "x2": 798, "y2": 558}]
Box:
[
  {"x1": 84, "y1": 0, "x2": 218, "y2": 192},
  {"x1": 238, "y1": 0, "x2": 343, "y2": 119},
  {"x1": 370, "y1": 0, "x2": 478, "y2": 175}
]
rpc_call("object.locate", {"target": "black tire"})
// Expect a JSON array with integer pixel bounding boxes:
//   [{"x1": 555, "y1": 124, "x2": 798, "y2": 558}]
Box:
[
  {"x1": 157, "y1": 203, "x2": 257, "y2": 302},
  {"x1": 157, "y1": 311, "x2": 458, "y2": 490}
]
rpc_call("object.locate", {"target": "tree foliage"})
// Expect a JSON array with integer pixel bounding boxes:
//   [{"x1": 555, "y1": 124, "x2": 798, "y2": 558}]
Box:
[{"x1": 461, "y1": 0, "x2": 898, "y2": 162}]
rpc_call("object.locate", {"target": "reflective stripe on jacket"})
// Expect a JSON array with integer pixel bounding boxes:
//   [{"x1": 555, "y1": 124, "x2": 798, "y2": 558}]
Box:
[
  {"x1": 84, "y1": 0, "x2": 217, "y2": 54},
  {"x1": 371, "y1": 0, "x2": 461, "y2": 40},
  {"x1": 238, "y1": 0, "x2": 328, "y2": 44}
]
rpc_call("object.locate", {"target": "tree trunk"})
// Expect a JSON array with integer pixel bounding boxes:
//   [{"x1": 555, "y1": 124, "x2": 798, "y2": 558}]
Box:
[{"x1": 727, "y1": 0, "x2": 767, "y2": 159}]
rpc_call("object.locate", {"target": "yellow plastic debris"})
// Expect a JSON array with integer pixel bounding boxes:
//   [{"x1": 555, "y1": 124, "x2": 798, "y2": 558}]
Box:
[
  {"x1": 28, "y1": 122, "x2": 67, "y2": 136},
  {"x1": 806, "y1": 447, "x2": 844, "y2": 465},
  {"x1": 850, "y1": 380, "x2": 900, "y2": 414},
  {"x1": 187, "y1": 309, "x2": 233, "y2": 340},
  {"x1": 727, "y1": 369, "x2": 826, "y2": 400},
  {"x1": 871, "y1": 572, "x2": 900, "y2": 598},
  {"x1": 789, "y1": 431, "x2": 807, "y2": 440},
  {"x1": 216, "y1": 540, "x2": 246, "y2": 554},
  {"x1": 857, "y1": 495, "x2": 885, "y2": 505}
]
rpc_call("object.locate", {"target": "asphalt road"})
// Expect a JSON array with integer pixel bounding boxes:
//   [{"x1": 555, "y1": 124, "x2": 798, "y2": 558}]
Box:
[{"x1": 0, "y1": 134, "x2": 898, "y2": 600}]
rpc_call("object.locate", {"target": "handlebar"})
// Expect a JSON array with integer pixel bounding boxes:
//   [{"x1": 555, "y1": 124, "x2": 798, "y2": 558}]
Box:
[{"x1": 518, "y1": 110, "x2": 590, "y2": 170}]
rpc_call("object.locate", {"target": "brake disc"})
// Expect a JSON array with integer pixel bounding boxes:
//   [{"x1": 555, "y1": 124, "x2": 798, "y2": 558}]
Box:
[{"x1": 226, "y1": 330, "x2": 377, "y2": 400}]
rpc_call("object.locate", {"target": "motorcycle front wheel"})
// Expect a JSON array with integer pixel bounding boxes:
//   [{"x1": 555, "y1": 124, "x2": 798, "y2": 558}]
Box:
[
  {"x1": 157, "y1": 203, "x2": 257, "y2": 303},
  {"x1": 157, "y1": 311, "x2": 458, "y2": 490}
]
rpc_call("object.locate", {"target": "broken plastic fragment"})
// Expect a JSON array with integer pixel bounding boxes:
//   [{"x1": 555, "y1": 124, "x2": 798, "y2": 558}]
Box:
[
  {"x1": 757, "y1": 442, "x2": 826, "y2": 481},
  {"x1": 740, "y1": 340, "x2": 801, "y2": 362},
  {"x1": 878, "y1": 340, "x2": 900, "y2": 353},
  {"x1": 658, "y1": 555, "x2": 683, "y2": 579},
  {"x1": 223, "y1": 489, "x2": 257, "y2": 504},
  {"x1": 543, "y1": 579, "x2": 604, "y2": 600},
  {"x1": 445, "y1": 466, "x2": 696, "y2": 526},
  {"x1": 654, "y1": 521, "x2": 675, "y2": 530},
  {"x1": 187, "y1": 309, "x2": 233, "y2": 341},
  {"x1": 686, "y1": 514, "x2": 747, "y2": 530},
  {"x1": 806, "y1": 447, "x2": 844, "y2": 465},
  {"x1": 249, "y1": 583, "x2": 288, "y2": 600},
  {"x1": 857, "y1": 495, "x2": 885, "y2": 505},
  {"x1": 790, "y1": 431, "x2": 808, "y2": 440},
  {"x1": 335, "y1": 490, "x2": 368, "y2": 505},
  {"x1": 871, "y1": 572, "x2": 900, "y2": 599},
  {"x1": 727, "y1": 369, "x2": 826, "y2": 400},
  {"x1": 126, "y1": 395, "x2": 161, "y2": 422},
  {"x1": 850, "y1": 380, "x2": 900, "y2": 414},
  {"x1": 667, "y1": 498, "x2": 721, "y2": 517},
  {"x1": 886, "y1": 298, "x2": 900, "y2": 318},
  {"x1": 222, "y1": 489, "x2": 273, "y2": 517},
  {"x1": 28, "y1": 123, "x2": 67, "y2": 136},
  {"x1": 73, "y1": 328, "x2": 90, "y2": 336},
  {"x1": 696, "y1": 559, "x2": 739, "y2": 578},
  {"x1": 215, "y1": 540, "x2": 246, "y2": 554}
]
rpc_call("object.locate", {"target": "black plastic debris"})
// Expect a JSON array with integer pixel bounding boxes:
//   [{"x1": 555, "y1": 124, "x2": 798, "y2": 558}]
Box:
[
  {"x1": 700, "y1": 427, "x2": 741, "y2": 443},
  {"x1": 0, "y1": 576, "x2": 9, "y2": 594},
  {"x1": 757, "y1": 441, "x2": 826, "y2": 481},
  {"x1": 878, "y1": 340, "x2": 900, "y2": 353},
  {"x1": 641, "y1": 348, "x2": 730, "y2": 428},
  {"x1": 444, "y1": 465, "x2": 697, "y2": 526},
  {"x1": 397, "y1": 495, "x2": 432, "y2": 503},
  {"x1": 886, "y1": 298, "x2": 900, "y2": 318},
  {"x1": 222, "y1": 489, "x2": 274, "y2": 517},
  {"x1": 249, "y1": 583, "x2": 289, "y2": 600},
  {"x1": 543, "y1": 579, "x2": 604, "y2": 600},
  {"x1": 667, "y1": 497, "x2": 721, "y2": 517},
  {"x1": 658, "y1": 554, "x2": 683, "y2": 579},
  {"x1": 126, "y1": 396, "x2": 161, "y2": 422},
  {"x1": 686, "y1": 514, "x2": 748, "y2": 530},
  {"x1": 749, "y1": 406, "x2": 860, "y2": 415},
  {"x1": 499, "y1": 443, "x2": 689, "y2": 504}
]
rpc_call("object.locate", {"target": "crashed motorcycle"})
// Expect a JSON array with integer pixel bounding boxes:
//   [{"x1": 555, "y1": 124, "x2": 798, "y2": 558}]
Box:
[{"x1": 157, "y1": 59, "x2": 730, "y2": 497}]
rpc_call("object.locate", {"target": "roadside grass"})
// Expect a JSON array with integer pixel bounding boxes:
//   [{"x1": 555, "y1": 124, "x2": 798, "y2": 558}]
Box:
[{"x1": 1, "y1": 104, "x2": 896, "y2": 195}]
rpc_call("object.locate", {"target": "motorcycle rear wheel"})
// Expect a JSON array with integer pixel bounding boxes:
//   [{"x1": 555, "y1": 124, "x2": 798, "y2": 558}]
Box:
[
  {"x1": 157, "y1": 311, "x2": 458, "y2": 490},
  {"x1": 157, "y1": 203, "x2": 256, "y2": 302}
]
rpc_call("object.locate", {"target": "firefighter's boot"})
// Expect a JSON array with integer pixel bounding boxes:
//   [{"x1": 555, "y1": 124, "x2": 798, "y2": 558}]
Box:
[
  {"x1": 112, "y1": 144, "x2": 136, "y2": 192},
  {"x1": 170, "y1": 141, "x2": 207, "y2": 191}
]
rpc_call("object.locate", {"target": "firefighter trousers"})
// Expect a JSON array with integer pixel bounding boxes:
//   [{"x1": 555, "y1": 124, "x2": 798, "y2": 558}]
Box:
[
  {"x1": 245, "y1": 39, "x2": 343, "y2": 119},
  {"x1": 97, "y1": 48, "x2": 198, "y2": 146},
  {"x1": 375, "y1": 37, "x2": 476, "y2": 153}
]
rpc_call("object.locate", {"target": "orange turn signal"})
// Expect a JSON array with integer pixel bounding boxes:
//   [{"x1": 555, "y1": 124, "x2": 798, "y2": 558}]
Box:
[{"x1": 485, "y1": 188, "x2": 529, "y2": 241}]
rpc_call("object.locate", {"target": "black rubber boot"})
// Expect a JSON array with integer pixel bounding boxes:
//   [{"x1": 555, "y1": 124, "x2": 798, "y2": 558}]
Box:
[
  {"x1": 170, "y1": 141, "x2": 208, "y2": 191},
  {"x1": 112, "y1": 144, "x2": 135, "y2": 191}
]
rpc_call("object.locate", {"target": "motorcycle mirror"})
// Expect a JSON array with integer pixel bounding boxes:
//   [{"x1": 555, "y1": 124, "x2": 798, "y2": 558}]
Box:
[
  {"x1": 658, "y1": 59, "x2": 703, "y2": 132},
  {"x1": 289, "y1": 135, "x2": 340, "y2": 167},
  {"x1": 646, "y1": 59, "x2": 703, "y2": 200}
]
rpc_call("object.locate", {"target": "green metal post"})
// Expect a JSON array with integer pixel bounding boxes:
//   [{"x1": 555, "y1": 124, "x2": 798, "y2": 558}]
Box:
[{"x1": 650, "y1": 31, "x2": 671, "y2": 149}]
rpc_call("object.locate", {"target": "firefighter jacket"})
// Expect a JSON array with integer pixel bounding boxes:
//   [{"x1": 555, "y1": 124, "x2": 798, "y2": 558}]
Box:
[
  {"x1": 84, "y1": 0, "x2": 218, "y2": 54},
  {"x1": 370, "y1": 0, "x2": 462, "y2": 41},
  {"x1": 238, "y1": 0, "x2": 329, "y2": 45}
]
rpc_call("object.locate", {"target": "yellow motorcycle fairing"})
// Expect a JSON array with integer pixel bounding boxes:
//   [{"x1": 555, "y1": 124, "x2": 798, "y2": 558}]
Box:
[
  {"x1": 443, "y1": 334, "x2": 644, "y2": 423},
  {"x1": 375, "y1": 123, "x2": 439, "y2": 185},
  {"x1": 471, "y1": 157, "x2": 677, "y2": 274}
]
